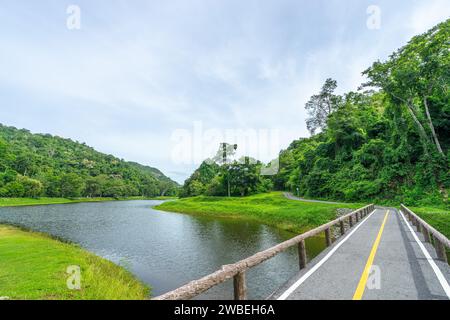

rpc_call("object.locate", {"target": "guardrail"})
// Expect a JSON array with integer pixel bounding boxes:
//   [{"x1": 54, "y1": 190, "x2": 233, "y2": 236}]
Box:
[
  {"x1": 400, "y1": 204, "x2": 449, "y2": 264},
  {"x1": 153, "y1": 204, "x2": 375, "y2": 300}
]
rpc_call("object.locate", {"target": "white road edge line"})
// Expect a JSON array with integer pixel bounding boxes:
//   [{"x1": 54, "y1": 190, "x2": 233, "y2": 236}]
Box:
[
  {"x1": 398, "y1": 210, "x2": 450, "y2": 299},
  {"x1": 277, "y1": 209, "x2": 377, "y2": 300}
]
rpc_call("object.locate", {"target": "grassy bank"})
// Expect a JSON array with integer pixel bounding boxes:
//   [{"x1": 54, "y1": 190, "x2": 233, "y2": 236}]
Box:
[
  {"x1": 0, "y1": 224, "x2": 149, "y2": 300},
  {"x1": 0, "y1": 196, "x2": 166, "y2": 207},
  {"x1": 155, "y1": 192, "x2": 363, "y2": 233},
  {"x1": 409, "y1": 206, "x2": 450, "y2": 239}
]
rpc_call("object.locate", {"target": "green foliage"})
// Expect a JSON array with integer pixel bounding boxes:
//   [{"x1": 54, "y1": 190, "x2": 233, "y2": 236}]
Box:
[
  {"x1": 305, "y1": 78, "x2": 342, "y2": 135},
  {"x1": 274, "y1": 20, "x2": 450, "y2": 207},
  {"x1": 180, "y1": 157, "x2": 274, "y2": 197},
  {"x1": 0, "y1": 124, "x2": 179, "y2": 198}
]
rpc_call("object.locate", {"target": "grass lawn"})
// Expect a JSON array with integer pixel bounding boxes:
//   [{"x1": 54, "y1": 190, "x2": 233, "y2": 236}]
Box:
[
  {"x1": 408, "y1": 206, "x2": 450, "y2": 239},
  {"x1": 147, "y1": 196, "x2": 179, "y2": 200},
  {"x1": 0, "y1": 225, "x2": 149, "y2": 300},
  {"x1": 155, "y1": 192, "x2": 364, "y2": 233}
]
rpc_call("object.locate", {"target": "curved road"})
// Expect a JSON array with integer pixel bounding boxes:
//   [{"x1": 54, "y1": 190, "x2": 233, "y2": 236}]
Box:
[
  {"x1": 283, "y1": 192, "x2": 344, "y2": 204},
  {"x1": 270, "y1": 206, "x2": 450, "y2": 300}
]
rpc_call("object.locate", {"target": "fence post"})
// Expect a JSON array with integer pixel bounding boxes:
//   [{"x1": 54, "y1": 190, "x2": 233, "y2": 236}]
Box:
[
  {"x1": 298, "y1": 240, "x2": 307, "y2": 270},
  {"x1": 355, "y1": 212, "x2": 359, "y2": 223},
  {"x1": 233, "y1": 272, "x2": 247, "y2": 300},
  {"x1": 349, "y1": 215, "x2": 353, "y2": 227},
  {"x1": 325, "y1": 228, "x2": 332, "y2": 247},
  {"x1": 340, "y1": 220, "x2": 345, "y2": 236},
  {"x1": 433, "y1": 236, "x2": 447, "y2": 262},
  {"x1": 422, "y1": 228, "x2": 431, "y2": 243}
]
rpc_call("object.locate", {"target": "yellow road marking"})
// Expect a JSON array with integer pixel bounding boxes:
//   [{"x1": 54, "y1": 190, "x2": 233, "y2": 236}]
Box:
[{"x1": 353, "y1": 210, "x2": 389, "y2": 300}]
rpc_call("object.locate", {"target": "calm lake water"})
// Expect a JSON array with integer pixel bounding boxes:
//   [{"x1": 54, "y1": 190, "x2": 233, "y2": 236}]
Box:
[{"x1": 0, "y1": 200, "x2": 325, "y2": 299}]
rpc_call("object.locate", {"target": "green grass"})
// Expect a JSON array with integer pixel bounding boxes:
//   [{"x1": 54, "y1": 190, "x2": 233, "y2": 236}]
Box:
[
  {"x1": 0, "y1": 225, "x2": 149, "y2": 300},
  {"x1": 155, "y1": 192, "x2": 364, "y2": 233},
  {"x1": 408, "y1": 206, "x2": 450, "y2": 239},
  {"x1": 147, "y1": 196, "x2": 179, "y2": 200}
]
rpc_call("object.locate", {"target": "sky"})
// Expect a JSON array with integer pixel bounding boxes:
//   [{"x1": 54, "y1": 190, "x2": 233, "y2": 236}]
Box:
[{"x1": 0, "y1": 0, "x2": 449, "y2": 183}]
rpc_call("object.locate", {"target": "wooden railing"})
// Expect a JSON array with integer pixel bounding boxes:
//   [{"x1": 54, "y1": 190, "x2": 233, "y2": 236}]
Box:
[
  {"x1": 153, "y1": 204, "x2": 375, "y2": 300},
  {"x1": 400, "y1": 204, "x2": 450, "y2": 264}
]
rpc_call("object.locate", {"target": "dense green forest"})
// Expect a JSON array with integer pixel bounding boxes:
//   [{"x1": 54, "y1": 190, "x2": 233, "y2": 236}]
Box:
[
  {"x1": 181, "y1": 19, "x2": 449, "y2": 207},
  {"x1": 0, "y1": 124, "x2": 179, "y2": 198},
  {"x1": 180, "y1": 157, "x2": 273, "y2": 197}
]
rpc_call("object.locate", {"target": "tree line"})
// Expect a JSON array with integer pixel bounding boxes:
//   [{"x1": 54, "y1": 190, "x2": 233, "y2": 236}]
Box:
[
  {"x1": 0, "y1": 125, "x2": 179, "y2": 198},
  {"x1": 182, "y1": 19, "x2": 449, "y2": 206}
]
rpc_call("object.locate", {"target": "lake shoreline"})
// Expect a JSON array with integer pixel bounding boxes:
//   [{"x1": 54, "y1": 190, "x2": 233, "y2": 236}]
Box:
[
  {"x1": 0, "y1": 198, "x2": 318, "y2": 299},
  {"x1": 0, "y1": 224, "x2": 150, "y2": 299},
  {"x1": 0, "y1": 196, "x2": 177, "y2": 208},
  {"x1": 0, "y1": 198, "x2": 155, "y2": 300},
  {"x1": 154, "y1": 192, "x2": 364, "y2": 234}
]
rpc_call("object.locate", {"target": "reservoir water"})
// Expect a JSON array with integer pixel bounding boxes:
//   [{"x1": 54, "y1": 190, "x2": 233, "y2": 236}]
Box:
[{"x1": 0, "y1": 200, "x2": 326, "y2": 299}]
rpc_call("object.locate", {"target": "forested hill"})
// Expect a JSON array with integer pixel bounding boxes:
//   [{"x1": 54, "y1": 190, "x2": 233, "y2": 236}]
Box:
[
  {"x1": 179, "y1": 19, "x2": 449, "y2": 207},
  {"x1": 275, "y1": 19, "x2": 449, "y2": 206},
  {"x1": 0, "y1": 124, "x2": 179, "y2": 198}
]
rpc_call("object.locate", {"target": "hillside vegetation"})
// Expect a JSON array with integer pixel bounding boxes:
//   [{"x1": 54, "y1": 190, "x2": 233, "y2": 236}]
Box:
[
  {"x1": 0, "y1": 124, "x2": 178, "y2": 198},
  {"x1": 275, "y1": 19, "x2": 449, "y2": 207},
  {"x1": 180, "y1": 19, "x2": 449, "y2": 208}
]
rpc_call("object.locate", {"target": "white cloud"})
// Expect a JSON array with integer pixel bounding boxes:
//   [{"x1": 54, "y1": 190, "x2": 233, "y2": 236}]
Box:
[
  {"x1": 407, "y1": 0, "x2": 450, "y2": 35},
  {"x1": 0, "y1": 0, "x2": 447, "y2": 183}
]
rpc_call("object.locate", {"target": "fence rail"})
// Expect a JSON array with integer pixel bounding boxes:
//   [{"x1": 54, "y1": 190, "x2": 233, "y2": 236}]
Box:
[
  {"x1": 153, "y1": 203, "x2": 375, "y2": 300},
  {"x1": 400, "y1": 204, "x2": 450, "y2": 264}
]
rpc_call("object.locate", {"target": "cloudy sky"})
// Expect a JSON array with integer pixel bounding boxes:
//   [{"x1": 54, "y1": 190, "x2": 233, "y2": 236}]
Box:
[{"x1": 0, "y1": 0, "x2": 449, "y2": 183}]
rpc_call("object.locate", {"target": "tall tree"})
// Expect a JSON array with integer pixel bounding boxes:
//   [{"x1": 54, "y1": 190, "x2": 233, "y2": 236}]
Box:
[
  {"x1": 305, "y1": 78, "x2": 342, "y2": 135},
  {"x1": 362, "y1": 19, "x2": 449, "y2": 157}
]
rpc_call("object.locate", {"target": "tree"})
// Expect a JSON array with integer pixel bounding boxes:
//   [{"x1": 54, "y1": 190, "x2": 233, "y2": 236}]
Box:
[
  {"x1": 305, "y1": 78, "x2": 342, "y2": 135},
  {"x1": 60, "y1": 173, "x2": 84, "y2": 198},
  {"x1": 40, "y1": 174, "x2": 61, "y2": 197},
  {"x1": 0, "y1": 123, "x2": 179, "y2": 198},
  {"x1": 17, "y1": 175, "x2": 43, "y2": 198},
  {"x1": 181, "y1": 161, "x2": 220, "y2": 197},
  {"x1": 12, "y1": 153, "x2": 34, "y2": 176},
  {"x1": 0, "y1": 138, "x2": 7, "y2": 165},
  {"x1": 227, "y1": 157, "x2": 260, "y2": 196},
  {"x1": 0, "y1": 181, "x2": 24, "y2": 197},
  {"x1": 0, "y1": 169, "x2": 17, "y2": 186},
  {"x1": 362, "y1": 19, "x2": 449, "y2": 157},
  {"x1": 84, "y1": 177, "x2": 102, "y2": 197},
  {"x1": 187, "y1": 180, "x2": 205, "y2": 196},
  {"x1": 139, "y1": 176, "x2": 159, "y2": 197}
]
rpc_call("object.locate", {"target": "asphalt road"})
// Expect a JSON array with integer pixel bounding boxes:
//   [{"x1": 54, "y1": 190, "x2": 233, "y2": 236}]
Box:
[
  {"x1": 283, "y1": 192, "x2": 344, "y2": 204},
  {"x1": 269, "y1": 208, "x2": 450, "y2": 300}
]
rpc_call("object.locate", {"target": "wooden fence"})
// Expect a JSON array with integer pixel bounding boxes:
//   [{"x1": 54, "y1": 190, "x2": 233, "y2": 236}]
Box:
[
  {"x1": 153, "y1": 204, "x2": 375, "y2": 300},
  {"x1": 400, "y1": 204, "x2": 449, "y2": 264}
]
